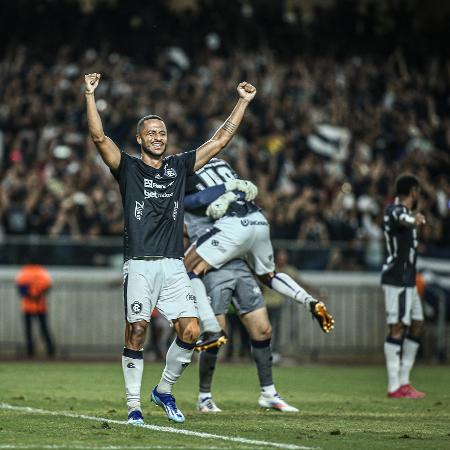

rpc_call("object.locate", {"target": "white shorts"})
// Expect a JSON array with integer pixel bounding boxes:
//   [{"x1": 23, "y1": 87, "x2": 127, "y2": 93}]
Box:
[
  {"x1": 123, "y1": 258, "x2": 198, "y2": 323},
  {"x1": 195, "y1": 211, "x2": 275, "y2": 275},
  {"x1": 382, "y1": 285, "x2": 424, "y2": 326}
]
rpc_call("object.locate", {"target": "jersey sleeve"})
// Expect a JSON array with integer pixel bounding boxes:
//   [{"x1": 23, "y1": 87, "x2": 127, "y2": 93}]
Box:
[
  {"x1": 110, "y1": 152, "x2": 131, "y2": 184},
  {"x1": 179, "y1": 149, "x2": 197, "y2": 175},
  {"x1": 391, "y1": 205, "x2": 415, "y2": 227}
]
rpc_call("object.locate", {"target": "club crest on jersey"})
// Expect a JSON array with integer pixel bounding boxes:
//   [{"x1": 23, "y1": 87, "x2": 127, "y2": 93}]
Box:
[
  {"x1": 164, "y1": 165, "x2": 177, "y2": 178},
  {"x1": 130, "y1": 301, "x2": 143, "y2": 314},
  {"x1": 135, "y1": 201, "x2": 144, "y2": 220}
]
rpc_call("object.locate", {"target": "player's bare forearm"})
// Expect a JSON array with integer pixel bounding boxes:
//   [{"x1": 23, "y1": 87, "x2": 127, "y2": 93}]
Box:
[
  {"x1": 194, "y1": 82, "x2": 256, "y2": 171},
  {"x1": 85, "y1": 93, "x2": 105, "y2": 143},
  {"x1": 84, "y1": 73, "x2": 121, "y2": 170}
]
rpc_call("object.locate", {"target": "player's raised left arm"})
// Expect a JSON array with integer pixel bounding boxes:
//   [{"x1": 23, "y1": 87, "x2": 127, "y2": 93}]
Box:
[{"x1": 193, "y1": 82, "x2": 256, "y2": 171}]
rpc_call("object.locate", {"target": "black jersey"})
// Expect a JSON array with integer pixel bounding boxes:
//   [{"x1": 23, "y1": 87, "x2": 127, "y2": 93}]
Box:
[
  {"x1": 381, "y1": 202, "x2": 418, "y2": 287},
  {"x1": 185, "y1": 158, "x2": 258, "y2": 217},
  {"x1": 112, "y1": 150, "x2": 196, "y2": 261}
]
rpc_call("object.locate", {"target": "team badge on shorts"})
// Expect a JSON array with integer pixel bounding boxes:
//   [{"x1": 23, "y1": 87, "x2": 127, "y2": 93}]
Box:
[
  {"x1": 131, "y1": 301, "x2": 143, "y2": 314},
  {"x1": 186, "y1": 294, "x2": 196, "y2": 304}
]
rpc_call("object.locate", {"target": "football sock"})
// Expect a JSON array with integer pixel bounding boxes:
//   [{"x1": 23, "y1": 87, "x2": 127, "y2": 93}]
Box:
[
  {"x1": 384, "y1": 336, "x2": 402, "y2": 392},
  {"x1": 399, "y1": 336, "x2": 420, "y2": 386},
  {"x1": 199, "y1": 392, "x2": 212, "y2": 401},
  {"x1": 260, "y1": 384, "x2": 277, "y2": 396},
  {"x1": 251, "y1": 339, "x2": 274, "y2": 389},
  {"x1": 199, "y1": 346, "x2": 219, "y2": 393},
  {"x1": 122, "y1": 348, "x2": 144, "y2": 412},
  {"x1": 157, "y1": 337, "x2": 195, "y2": 394},
  {"x1": 188, "y1": 274, "x2": 221, "y2": 333},
  {"x1": 269, "y1": 273, "x2": 313, "y2": 306}
]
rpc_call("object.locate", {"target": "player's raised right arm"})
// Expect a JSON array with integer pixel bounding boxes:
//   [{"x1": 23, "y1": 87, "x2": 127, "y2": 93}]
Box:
[{"x1": 84, "y1": 73, "x2": 121, "y2": 171}]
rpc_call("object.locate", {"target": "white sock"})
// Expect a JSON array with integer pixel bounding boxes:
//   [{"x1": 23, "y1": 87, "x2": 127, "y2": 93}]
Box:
[
  {"x1": 199, "y1": 391, "x2": 212, "y2": 401},
  {"x1": 190, "y1": 277, "x2": 221, "y2": 333},
  {"x1": 399, "y1": 337, "x2": 419, "y2": 386},
  {"x1": 122, "y1": 348, "x2": 144, "y2": 412},
  {"x1": 270, "y1": 273, "x2": 313, "y2": 306},
  {"x1": 157, "y1": 338, "x2": 195, "y2": 394},
  {"x1": 384, "y1": 338, "x2": 402, "y2": 392},
  {"x1": 260, "y1": 384, "x2": 277, "y2": 396}
]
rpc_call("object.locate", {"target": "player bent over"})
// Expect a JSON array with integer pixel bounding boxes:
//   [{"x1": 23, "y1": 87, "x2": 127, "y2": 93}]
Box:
[
  {"x1": 198, "y1": 259, "x2": 300, "y2": 412},
  {"x1": 183, "y1": 158, "x2": 334, "y2": 340},
  {"x1": 382, "y1": 174, "x2": 426, "y2": 399},
  {"x1": 84, "y1": 73, "x2": 256, "y2": 423}
]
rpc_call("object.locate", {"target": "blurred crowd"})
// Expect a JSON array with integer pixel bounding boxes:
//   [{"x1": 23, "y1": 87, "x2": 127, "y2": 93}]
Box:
[
  {"x1": 1, "y1": 43, "x2": 450, "y2": 268},
  {"x1": 1, "y1": 0, "x2": 449, "y2": 268}
]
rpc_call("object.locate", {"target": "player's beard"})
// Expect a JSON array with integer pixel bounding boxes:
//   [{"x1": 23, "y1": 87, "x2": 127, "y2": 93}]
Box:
[
  {"x1": 412, "y1": 198, "x2": 418, "y2": 210},
  {"x1": 141, "y1": 143, "x2": 166, "y2": 159}
]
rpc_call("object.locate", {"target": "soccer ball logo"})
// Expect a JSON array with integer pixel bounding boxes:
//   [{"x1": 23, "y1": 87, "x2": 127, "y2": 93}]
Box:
[{"x1": 131, "y1": 301, "x2": 143, "y2": 314}]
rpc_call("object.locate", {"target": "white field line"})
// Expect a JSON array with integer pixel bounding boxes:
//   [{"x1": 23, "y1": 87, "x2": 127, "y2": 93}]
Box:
[
  {"x1": 0, "y1": 446, "x2": 228, "y2": 450},
  {"x1": 0, "y1": 447, "x2": 236, "y2": 450},
  {"x1": 0, "y1": 403, "x2": 316, "y2": 450}
]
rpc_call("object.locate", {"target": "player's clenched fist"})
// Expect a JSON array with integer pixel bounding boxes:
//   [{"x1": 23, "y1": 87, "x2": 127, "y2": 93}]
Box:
[
  {"x1": 84, "y1": 73, "x2": 101, "y2": 94},
  {"x1": 237, "y1": 82, "x2": 256, "y2": 102}
]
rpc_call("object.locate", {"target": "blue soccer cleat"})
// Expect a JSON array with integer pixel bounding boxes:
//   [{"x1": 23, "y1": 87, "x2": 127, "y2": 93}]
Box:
[
  {"x1": 127, "y1": 409, "x2": 144, "y2": 426},
  {"x1": 151, "y1": 386, "x2": 185, "y2": 423}
]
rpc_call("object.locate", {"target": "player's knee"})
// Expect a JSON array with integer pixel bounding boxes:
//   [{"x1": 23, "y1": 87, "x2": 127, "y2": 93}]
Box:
[
  {"x1": 410, "y1": 320, "x2": 424, "y2": 338},
  {"x1": 257, "y1": 273, "x2": 274, "y2": 287},
  {"x1": 127, "y1": 322, "x2": 148, "y2": 348},
  {"x1": 388, "y1": 323, "x2": 405, "y2": 340},
  {"x1": 181, "y1": 321, "x2": 200, "y2": 343},
  {"x1": 258, "y1": 323, "x2": 272, "y2": 340}
]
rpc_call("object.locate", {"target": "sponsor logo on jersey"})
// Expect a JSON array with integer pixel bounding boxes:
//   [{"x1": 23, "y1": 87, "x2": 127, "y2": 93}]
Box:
[
  {"x1": 241, "y1": 219, "x2": 267, "y2": 227},
  {"x1": 164, "y1": 166, "x2": 177, "y2": 178},
  {"x1": 173, "y1": 201, "x2": 179, "y2": 220},
  {"x1": 130, "y1": 301, "x2": 143, "y2": 314},
  {"x1": 211, "y1": 239, "x2": 220, "y2": 247},
  {"x1": 144, "y1": 179, "x2": 174, "y2": 190},
  {"x1": 144, "y1": 190, "x2": 174, "y2": 199},
  {"x1": 135, "y1": 201, "x2": 144, "y2": 220}
]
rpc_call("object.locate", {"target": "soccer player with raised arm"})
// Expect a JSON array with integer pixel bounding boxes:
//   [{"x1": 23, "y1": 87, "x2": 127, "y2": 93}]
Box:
[
  {"x1": 382, "y1": 173, "x2": 426, "y2": 399},
  {"x1": 84, "y1": 73, "x2": 256, "y2": 424}
]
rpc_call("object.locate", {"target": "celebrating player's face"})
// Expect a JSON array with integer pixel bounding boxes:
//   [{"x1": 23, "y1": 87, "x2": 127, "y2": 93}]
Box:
[{"x1": 137, "y1": 119, "x2": 167, "y2": 157}]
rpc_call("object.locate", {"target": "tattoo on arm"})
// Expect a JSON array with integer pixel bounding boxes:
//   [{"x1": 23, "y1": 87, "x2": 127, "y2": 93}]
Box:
[{"x1": 223, "y1": 120, "x2": 237, "y2": 134}]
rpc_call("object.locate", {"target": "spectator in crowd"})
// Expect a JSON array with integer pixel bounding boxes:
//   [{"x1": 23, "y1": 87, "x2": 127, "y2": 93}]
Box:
[
  {"x1": 15, "y1": 257, "x2": 55, "y2": 357},
  {"x1": 1, "y1": 26, "x2": 449, "y2": 269}
]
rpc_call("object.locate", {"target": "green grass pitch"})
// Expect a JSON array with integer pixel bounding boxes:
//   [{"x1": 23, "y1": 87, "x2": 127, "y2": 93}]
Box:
[{"x1": 0, "y1": 361, "x2": 449, "y2": 449}]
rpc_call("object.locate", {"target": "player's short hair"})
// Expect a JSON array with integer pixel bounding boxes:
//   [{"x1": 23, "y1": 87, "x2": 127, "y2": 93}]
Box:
[
  {"x1": 395, "y1": 173, "x2": 420, "y2": 196},
  {"x1": 136, "y1": 115, "x2": 164, "y2": 135}
]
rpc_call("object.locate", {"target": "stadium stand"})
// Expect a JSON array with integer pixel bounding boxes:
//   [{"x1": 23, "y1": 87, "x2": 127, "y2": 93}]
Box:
[{"x1": 0, "y1": 0, "x2": 449, "y2": 271}]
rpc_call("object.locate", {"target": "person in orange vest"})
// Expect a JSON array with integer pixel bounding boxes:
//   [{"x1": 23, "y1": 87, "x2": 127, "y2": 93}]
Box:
[{"x1": 16, "y1": 263, "x2": 55, "y2": 357}]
